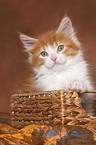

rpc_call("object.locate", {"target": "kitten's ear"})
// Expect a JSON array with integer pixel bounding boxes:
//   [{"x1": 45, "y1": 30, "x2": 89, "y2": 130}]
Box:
[
  {"x1": 19, "y1": 33, "x2": 38, "y2": 50},
  {"x1": 56, "y1": 17, "x2": 74, "y2": 36}
]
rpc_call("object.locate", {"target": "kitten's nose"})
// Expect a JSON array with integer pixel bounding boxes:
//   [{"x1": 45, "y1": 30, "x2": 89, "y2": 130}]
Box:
[
  {"x1": 51, "y1": 57, "x2": 57, "y2": 62},
  {"x1": 51, "y1": 53, "x2": 57, "y2": 62}
]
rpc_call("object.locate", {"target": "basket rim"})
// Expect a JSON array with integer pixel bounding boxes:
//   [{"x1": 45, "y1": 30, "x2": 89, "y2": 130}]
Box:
[
  {"x1": 11, "y1": 90, "x2": 96, "y2": 98},
  {"x1": 11, "y1": 90, "x2": 72, "y2": 97}
]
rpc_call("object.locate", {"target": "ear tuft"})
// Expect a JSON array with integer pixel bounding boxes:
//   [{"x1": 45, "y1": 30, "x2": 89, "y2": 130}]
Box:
[
  {"x1": 19, "y1": 33, "x2": 38, "y2": 50},
  {"x1": 56, "y1": 17, "x2": 74, "y2": 36}
]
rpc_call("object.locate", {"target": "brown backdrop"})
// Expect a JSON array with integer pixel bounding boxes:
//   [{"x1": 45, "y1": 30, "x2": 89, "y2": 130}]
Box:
[{"x1": 0, "y1": 0, "x2": 96, "y2": 113}]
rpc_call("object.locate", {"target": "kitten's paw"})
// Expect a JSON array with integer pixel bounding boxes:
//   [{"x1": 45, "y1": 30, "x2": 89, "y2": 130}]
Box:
[{"x1": 70, "y1": 81, "x2": 87, "y2": 93}]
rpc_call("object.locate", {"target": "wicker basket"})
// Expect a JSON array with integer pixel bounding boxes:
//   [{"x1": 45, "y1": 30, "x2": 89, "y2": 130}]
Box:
[{"x1": 11, "y1": 90, "x2": 96, "y2": 129}]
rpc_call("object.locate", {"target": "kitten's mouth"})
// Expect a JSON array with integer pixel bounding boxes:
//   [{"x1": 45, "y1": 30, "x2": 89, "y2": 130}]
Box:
[
  {"x1": 54, "y1": 61, "x2": 64, "y2": 66},
  {"x1": 45, "y1": 61, "x2": 65, "y2": 70},
  {"x1": 50, "y1": 62, "x2": 65, "y2": 71},
  {"x1": 52, "y1": 62, "x2": 65, "y2": 68}
]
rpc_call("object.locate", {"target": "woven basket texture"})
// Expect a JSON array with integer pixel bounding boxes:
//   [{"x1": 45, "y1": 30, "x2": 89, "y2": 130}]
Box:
[{"x1": 11, "y1": 90, "x2": 96, "y2": 129}]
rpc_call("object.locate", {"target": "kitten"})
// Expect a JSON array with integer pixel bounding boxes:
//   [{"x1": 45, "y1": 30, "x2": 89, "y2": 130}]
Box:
[{"x1": 19, "y1": 17, "x2": 95, "y2": 115}]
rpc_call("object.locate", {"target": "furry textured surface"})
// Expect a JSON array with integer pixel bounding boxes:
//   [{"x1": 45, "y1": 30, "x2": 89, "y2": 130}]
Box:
[
  {"x1": 20, "y1": 17, "x2": 94, "y2": 92},
  {"x1": 20, "y1": 17, "x2": 95, "y2": 115}
]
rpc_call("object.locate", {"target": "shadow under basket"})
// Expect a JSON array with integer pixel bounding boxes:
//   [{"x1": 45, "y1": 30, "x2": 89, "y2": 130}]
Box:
[{"x1": 11, "y1": 90, "x2": 96, "y2": 129}]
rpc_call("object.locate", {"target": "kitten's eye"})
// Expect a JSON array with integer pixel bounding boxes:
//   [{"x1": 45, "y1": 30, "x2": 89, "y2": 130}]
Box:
[
  {"x1": 40, "y1": 51, "x2": 48, "y2": 57},
  {"x1": 57, "y1": 45, "x2": 64, "y2": 52}
]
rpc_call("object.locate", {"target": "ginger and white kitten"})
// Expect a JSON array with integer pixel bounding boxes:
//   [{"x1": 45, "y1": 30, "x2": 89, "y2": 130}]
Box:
[{"x1": 20, "y1": 17, "x2": 95, "y2": 115}]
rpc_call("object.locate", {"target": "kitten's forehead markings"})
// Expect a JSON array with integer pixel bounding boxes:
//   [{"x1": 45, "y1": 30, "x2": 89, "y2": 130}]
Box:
[{"x1": 44, "y1": 43, "x2": 58, "y2": 53}]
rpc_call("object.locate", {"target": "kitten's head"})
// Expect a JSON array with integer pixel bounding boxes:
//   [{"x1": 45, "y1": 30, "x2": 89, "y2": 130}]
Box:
[{"x1": 20, "y1": 17, "x2": 81, "y2": 71}]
